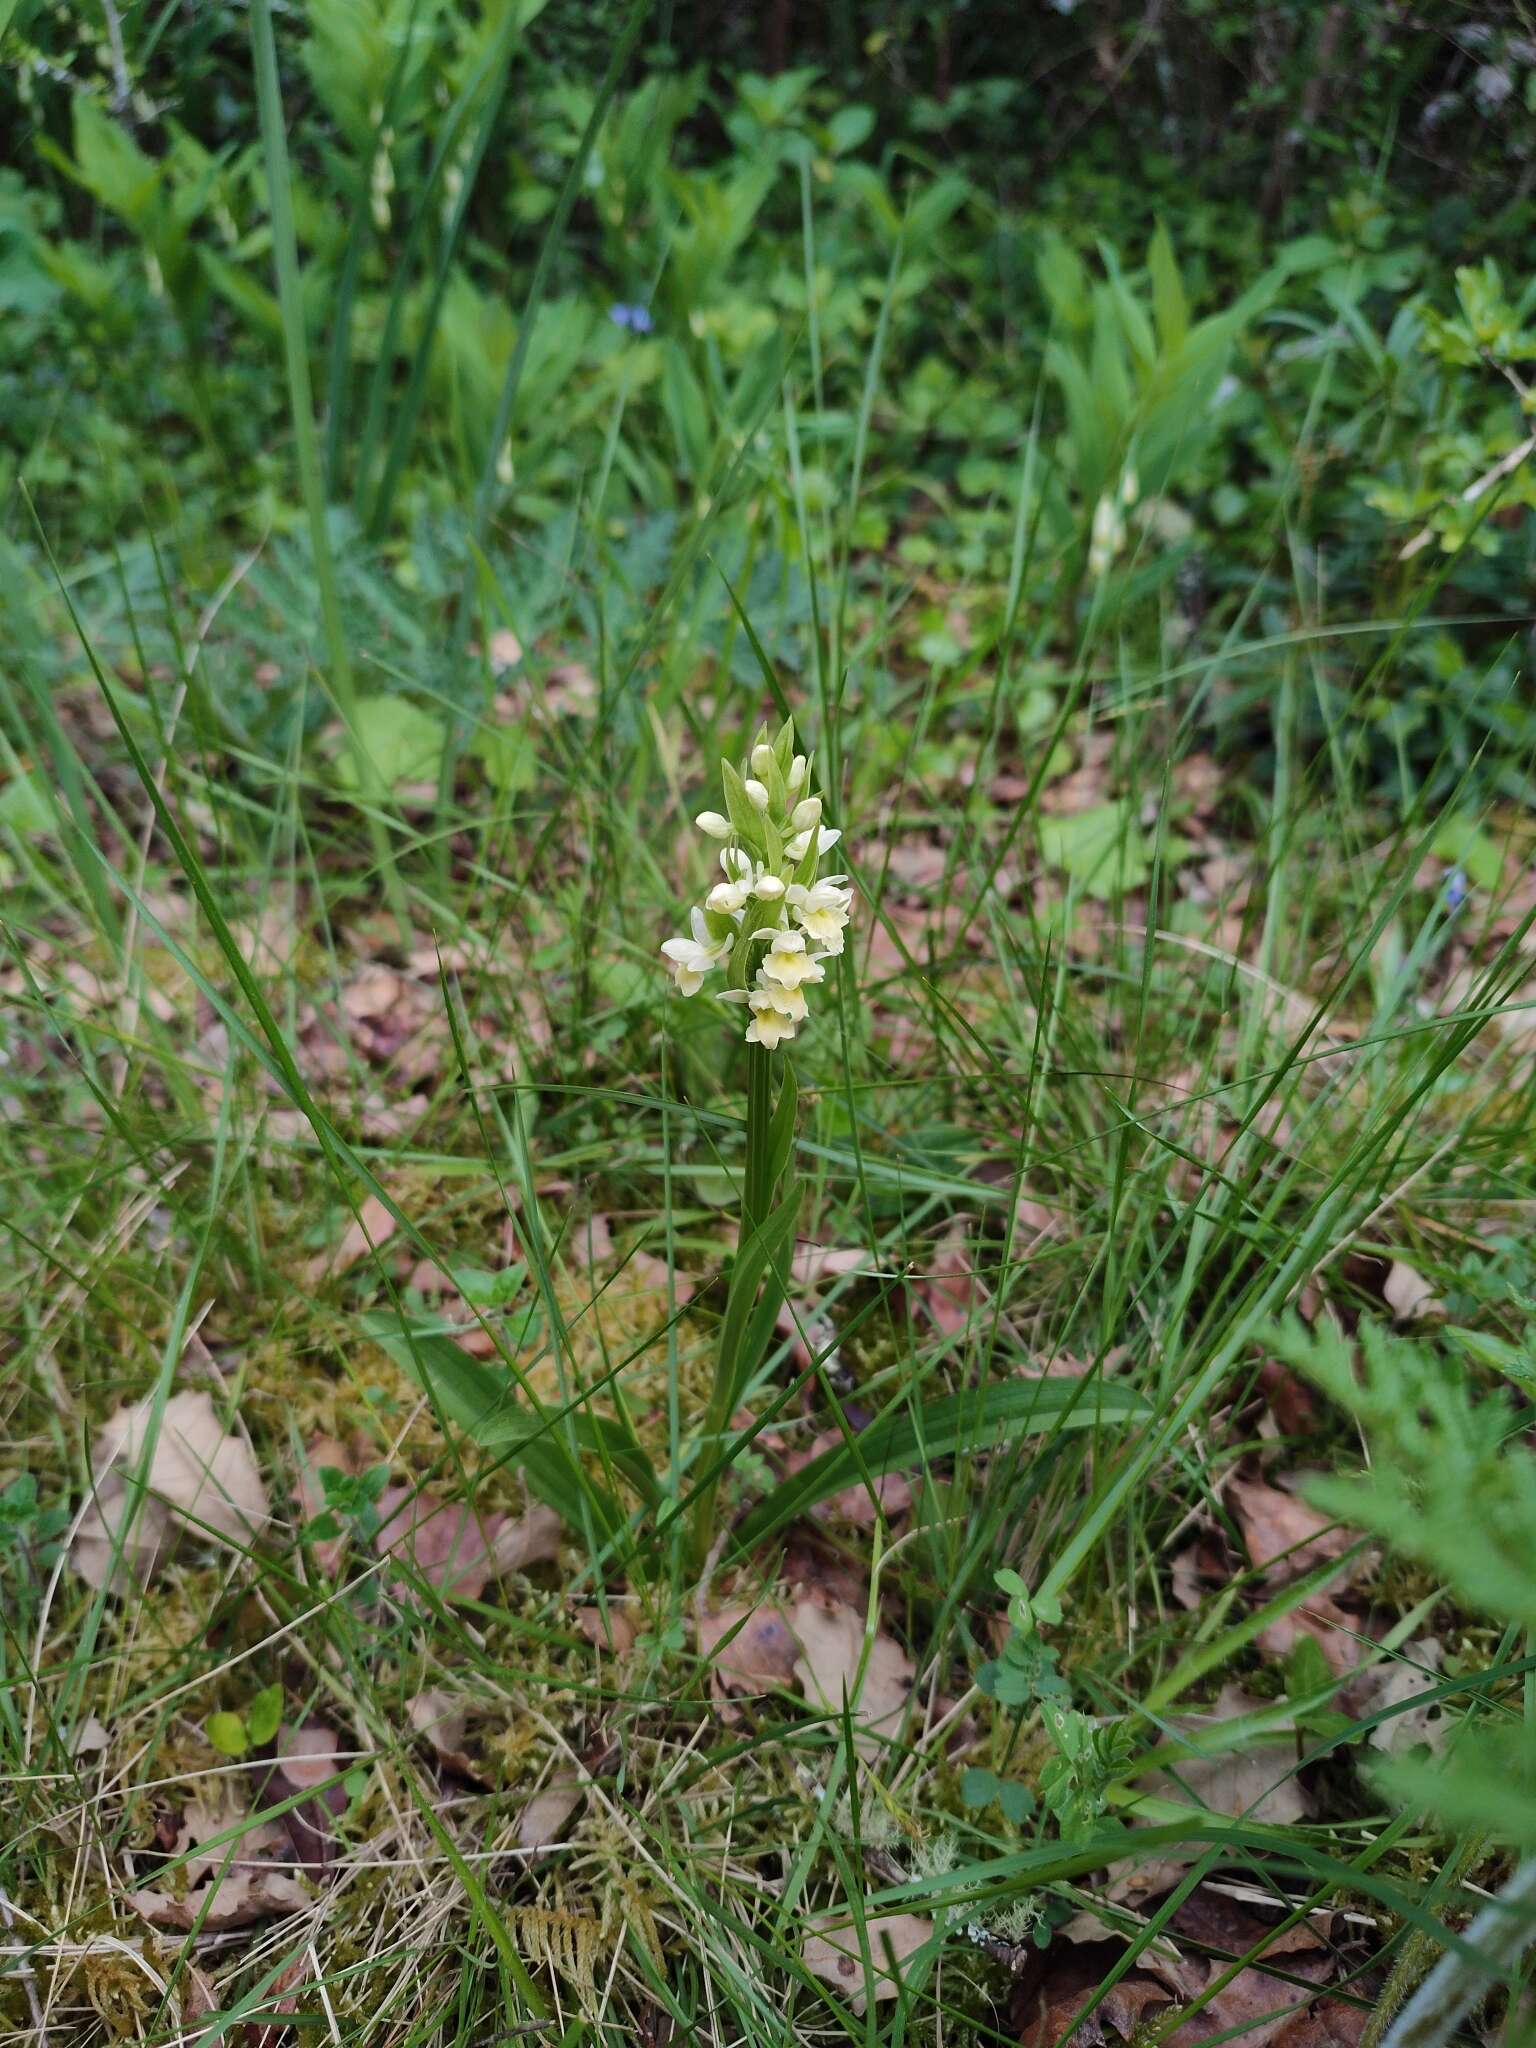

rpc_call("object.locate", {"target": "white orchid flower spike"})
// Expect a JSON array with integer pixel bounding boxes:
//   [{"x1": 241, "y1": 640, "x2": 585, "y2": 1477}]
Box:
[{"x1": 660, "y1": 718, "x2": 853, "y2": 1048}]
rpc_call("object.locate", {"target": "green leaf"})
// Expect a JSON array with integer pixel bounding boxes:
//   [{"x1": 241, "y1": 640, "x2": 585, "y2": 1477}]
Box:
[
  {"x1": 719, "y1": 1182, "x2": 803, "y2": 1409},
  {"x1": 1039, "y1": 803, "x2": 1151, "y2": 895},
  {"x1": 1148, "y1": 221, "x2": 1188, "y2": 354},
  {"x1": 247, "y1": 1683, "x2": 284, "y2": 1747},
  {"x1": 206, "y1": 1711, "x2": 248, "y2": 1758},
  {"x1": 0, "y1": 772, "x2": 54, "y2": 833},
  {"x1": 1430, "y1": 814, "x2": 1502, "y2": 891},
  {"x1": 732, "y1": 1377, "x2": 1147, "y2": 1553},
  {"x1": 362, "y1": 1314, "x2": 653, "y2": 1516},
  {"x1": 336, "y1": 696, "x2": 445, "y2": 792},
  {"x1": 961, "y1": 1766, "x2": 1000, "y2": 1808}
]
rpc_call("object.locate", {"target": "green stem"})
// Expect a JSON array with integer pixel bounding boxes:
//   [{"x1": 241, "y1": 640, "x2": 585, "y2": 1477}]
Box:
[{"x1": 691, "y1": 1044, "x2": 776, "y2": 1575}]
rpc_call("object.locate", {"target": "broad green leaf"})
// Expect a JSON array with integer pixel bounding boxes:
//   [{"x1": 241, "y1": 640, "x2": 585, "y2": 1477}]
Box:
[
  {"x1": 363, "y1": 1315, "x2": 654, "y2": 1514},
  {"x1": 0, "y1": 772, "x2": 53, "y2": 833},
  {"x1": 1430, "y1": 814, "x2": 1502, "y2": 890},
  {"x1": 732, "y1": 1377, "x2": 1147, "y2": 1552},
  {"x1": 1148, "y1": 221, "x2": 1188, "y2": 353},
  {"x1": 247, "y1": 1683, "x2": 284, "y2": 1747},
  {"x1": 206, "y1": 1711, "x2": 248, "y2": 1757},
  {"x1": 336, "y1": 696, "x2": 444, "y2": 792}
]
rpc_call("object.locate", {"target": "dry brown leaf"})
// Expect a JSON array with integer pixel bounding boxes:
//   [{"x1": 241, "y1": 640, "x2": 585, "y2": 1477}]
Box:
[
  {"x1": 1139, "y1": 1685, "x2": 1311, "y2": 1827},
  {"x1": 487, "y1": 1504, "x2": 562, "y2": 1577},
  {"x1": 1227, "y1": 1476, "x2": 1355, "y2": 1581},
  {"x1": 1355, "y1": 1640, "x2": 1450, "y2": 1756},
  {"x1": 915, "y1": 1222, "x2": 982, "y2": 1336},
  {"x1": 304, "y1": 1192, "x2": 397, "y2": 1284},
  {"x1": 790, "y1": 1597, "x2": 913, "y2": 1758},
  {"x1": 70, "y1": 1491, "x2": 176, "y2": 1594},
  {"x1": 1383, "y1": 1259, "x2": 1441, "y2": 1322},
  {"x1": 789, "y1": 1244, "x2": 873, "y2": 1291},
  {"x1": 73, "y1": 1390, "x2": 269, "y2": 1589},
  {"x1": 516, "y1": 1772, "x2": 583, "y2": 1851},
  {"x1": 373, "y1": 1485, "x2": 499, "y2": 1601},
  {"x1": 1255, "y1": 1595, "x2": 1363, "y2": 1678},
  {"x1": 341, "y1": 966, "x2": 404, "y2": 1021},
  {"x1": 126, "y1": 1868, "x2": 310, "y2": 1932},
  {"x1": 576, "y1": 1605, "x2": 637, "y2": 1653},
  {"x1": 271, "y1": 1722, "x2": 349, "y2": 1872},
  {"x1": 803, "y1": 1911, "x2": 932, "y2": 2014},
  {"x1": 407, "y1": 1688, "x2": 474, "y2": 1776},
  {"x1": 697, "y1": 1600, "x2": 800, "y2": 1715}
]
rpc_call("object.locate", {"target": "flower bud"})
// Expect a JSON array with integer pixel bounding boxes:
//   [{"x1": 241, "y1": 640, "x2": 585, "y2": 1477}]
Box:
[
  {"x1": 744, "y1": 778, "x2": 771, "y2": 810},
  {"x1": 753, "y1": 873, "x2": 786, "y2": 900},
  {"x1": 751, "y1": 743, "x2": 774, "y2": 776},
  {"x1": 790, "y1": 796, "x2": 822, "y2": 831},
  {"x1": 787, "y1": 753, "x2": 808, "y2": 789},
  {"x1": 696, "y1": 810, "x2": 731, "y2": 839}
]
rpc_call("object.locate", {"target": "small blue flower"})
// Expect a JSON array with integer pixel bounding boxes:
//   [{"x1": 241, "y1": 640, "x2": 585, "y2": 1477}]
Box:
[
  {"x1": 1445, "y1": 867, "x2": 1469, "y2": 911},
  {"x1": 609, "y1": 302, "x2": 653, "y2": 334}
]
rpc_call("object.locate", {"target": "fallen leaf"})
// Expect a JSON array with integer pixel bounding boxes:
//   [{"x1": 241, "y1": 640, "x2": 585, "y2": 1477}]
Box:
[
  {"x1": 1138, "y1": 1686, "x2": 1311, "y2": 1825},
  {"x1": 914, "y1": 1222, "x2": 981, "y2": 1336},
  {"x1": 1355, "y1": 1640, "x2": 1450, "y2": 1756},
  {"x1": 697, "y1": 1600, "x2": 801, "y2": 1715},
  {"x1": 408, "y1": 1688, "x2": 474, "y2": 1775},
  {"x1": 517, "y1": 1772, "x2": 584, "y2": 1851},
  {"x1": 803, "y1": 1911, "x2": 932, "y2": 2013},
  {"x1": 790, "y1": 1596, "x2": 913, "y2": 1757},
  {"x1": 341, "y1": 967, "x2": 405, "y2": 1021},
  {"x1": 1227, "y1": 1475, "x2": 1355, "y2": 1581},
  {"x1": 1383, "y1": 1259, "x2": 1440, "y2": 1322},
  {"x1": 374, "y1": 1485, "x2": 500, "y2": 1602},
  {"x1": 1228, "y1": 1473, "x2": 1369, "y2": 1675},
  {"x1": 125, "y1": 1867, "x2": 311, "y2": 1931},
  {"x1": 788, "y1": 1244, "x2": 872, "y2": 1291},
  {"x1": 73, "y1": 1390, "x2": 270, "y2": 1588},
  {"x1": 270, "y1": 1721, "x2": 349, "y2": 1872},
  {"x1": 487, "y1": 1504, "x2": 562, "y2": 1577},
  {"x1": 576, "y1": 1604, "x2": 637, "y2": 1653},
  {"x1": 70, "y1": 1491, "x2": 177, "y2": 1594},
  {"x1": 304, "y1": 1192, "x2": 397, "y2": 1284},
  {"x1": 1162, "y1": 1890, "x2": 1364, "y2": 2048}
]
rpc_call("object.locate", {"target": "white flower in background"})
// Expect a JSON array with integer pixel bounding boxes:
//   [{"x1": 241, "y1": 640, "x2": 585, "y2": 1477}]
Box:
[{"x1": 660, "y1": 718, "x2": 854, "y2": 1047}]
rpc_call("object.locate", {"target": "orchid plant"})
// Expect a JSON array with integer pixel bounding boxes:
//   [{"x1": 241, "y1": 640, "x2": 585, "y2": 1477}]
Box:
[{"x1": 663, "y1": 718, "x2": 853, "y2": 1569}]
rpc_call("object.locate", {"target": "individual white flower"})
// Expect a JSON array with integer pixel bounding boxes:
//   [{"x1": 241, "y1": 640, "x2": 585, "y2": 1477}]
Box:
[
  {"x1": 787, "y1": 753, "x2": 808, "y2": 790},
  {"x1": 789, "y1": 795, "x2": 822, "y2": 832},
  {"x1": 707, "y1": 879, "x2": 751, "y2": 916},
  {"x1": 721, "y1": 847, "x2": 754, "y2": 882},
  {"x1": 786, "y1": 823, "x2": 843, "y2": 863},
  {"x1": 745, "y1": 997, "x2": 798, "y2": 1049},
  {"x1": 743, "y1": 778, "x2": 771, "y2": 810},
  {"x1": 661, "y1": 908, "x2": 729, "y2": 995},
  {"x1": 760, "y1": 929, "x2": 826, "y2": 991},
  {"x1": 786, "y1": 877, "x2": 851, "y2": 947},
  {"x1": 753, "y1": 971, "x2": 808, "y2": 1022},
  {"x1": 696, "y1": 810, "x2": 731, "y2": 839},
  {"x1": 751, "y1": 743, "x2": 775, "y2": 776},
  {"x1": 752, "y1": 872, "x2": 786, "y2": 901}
]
